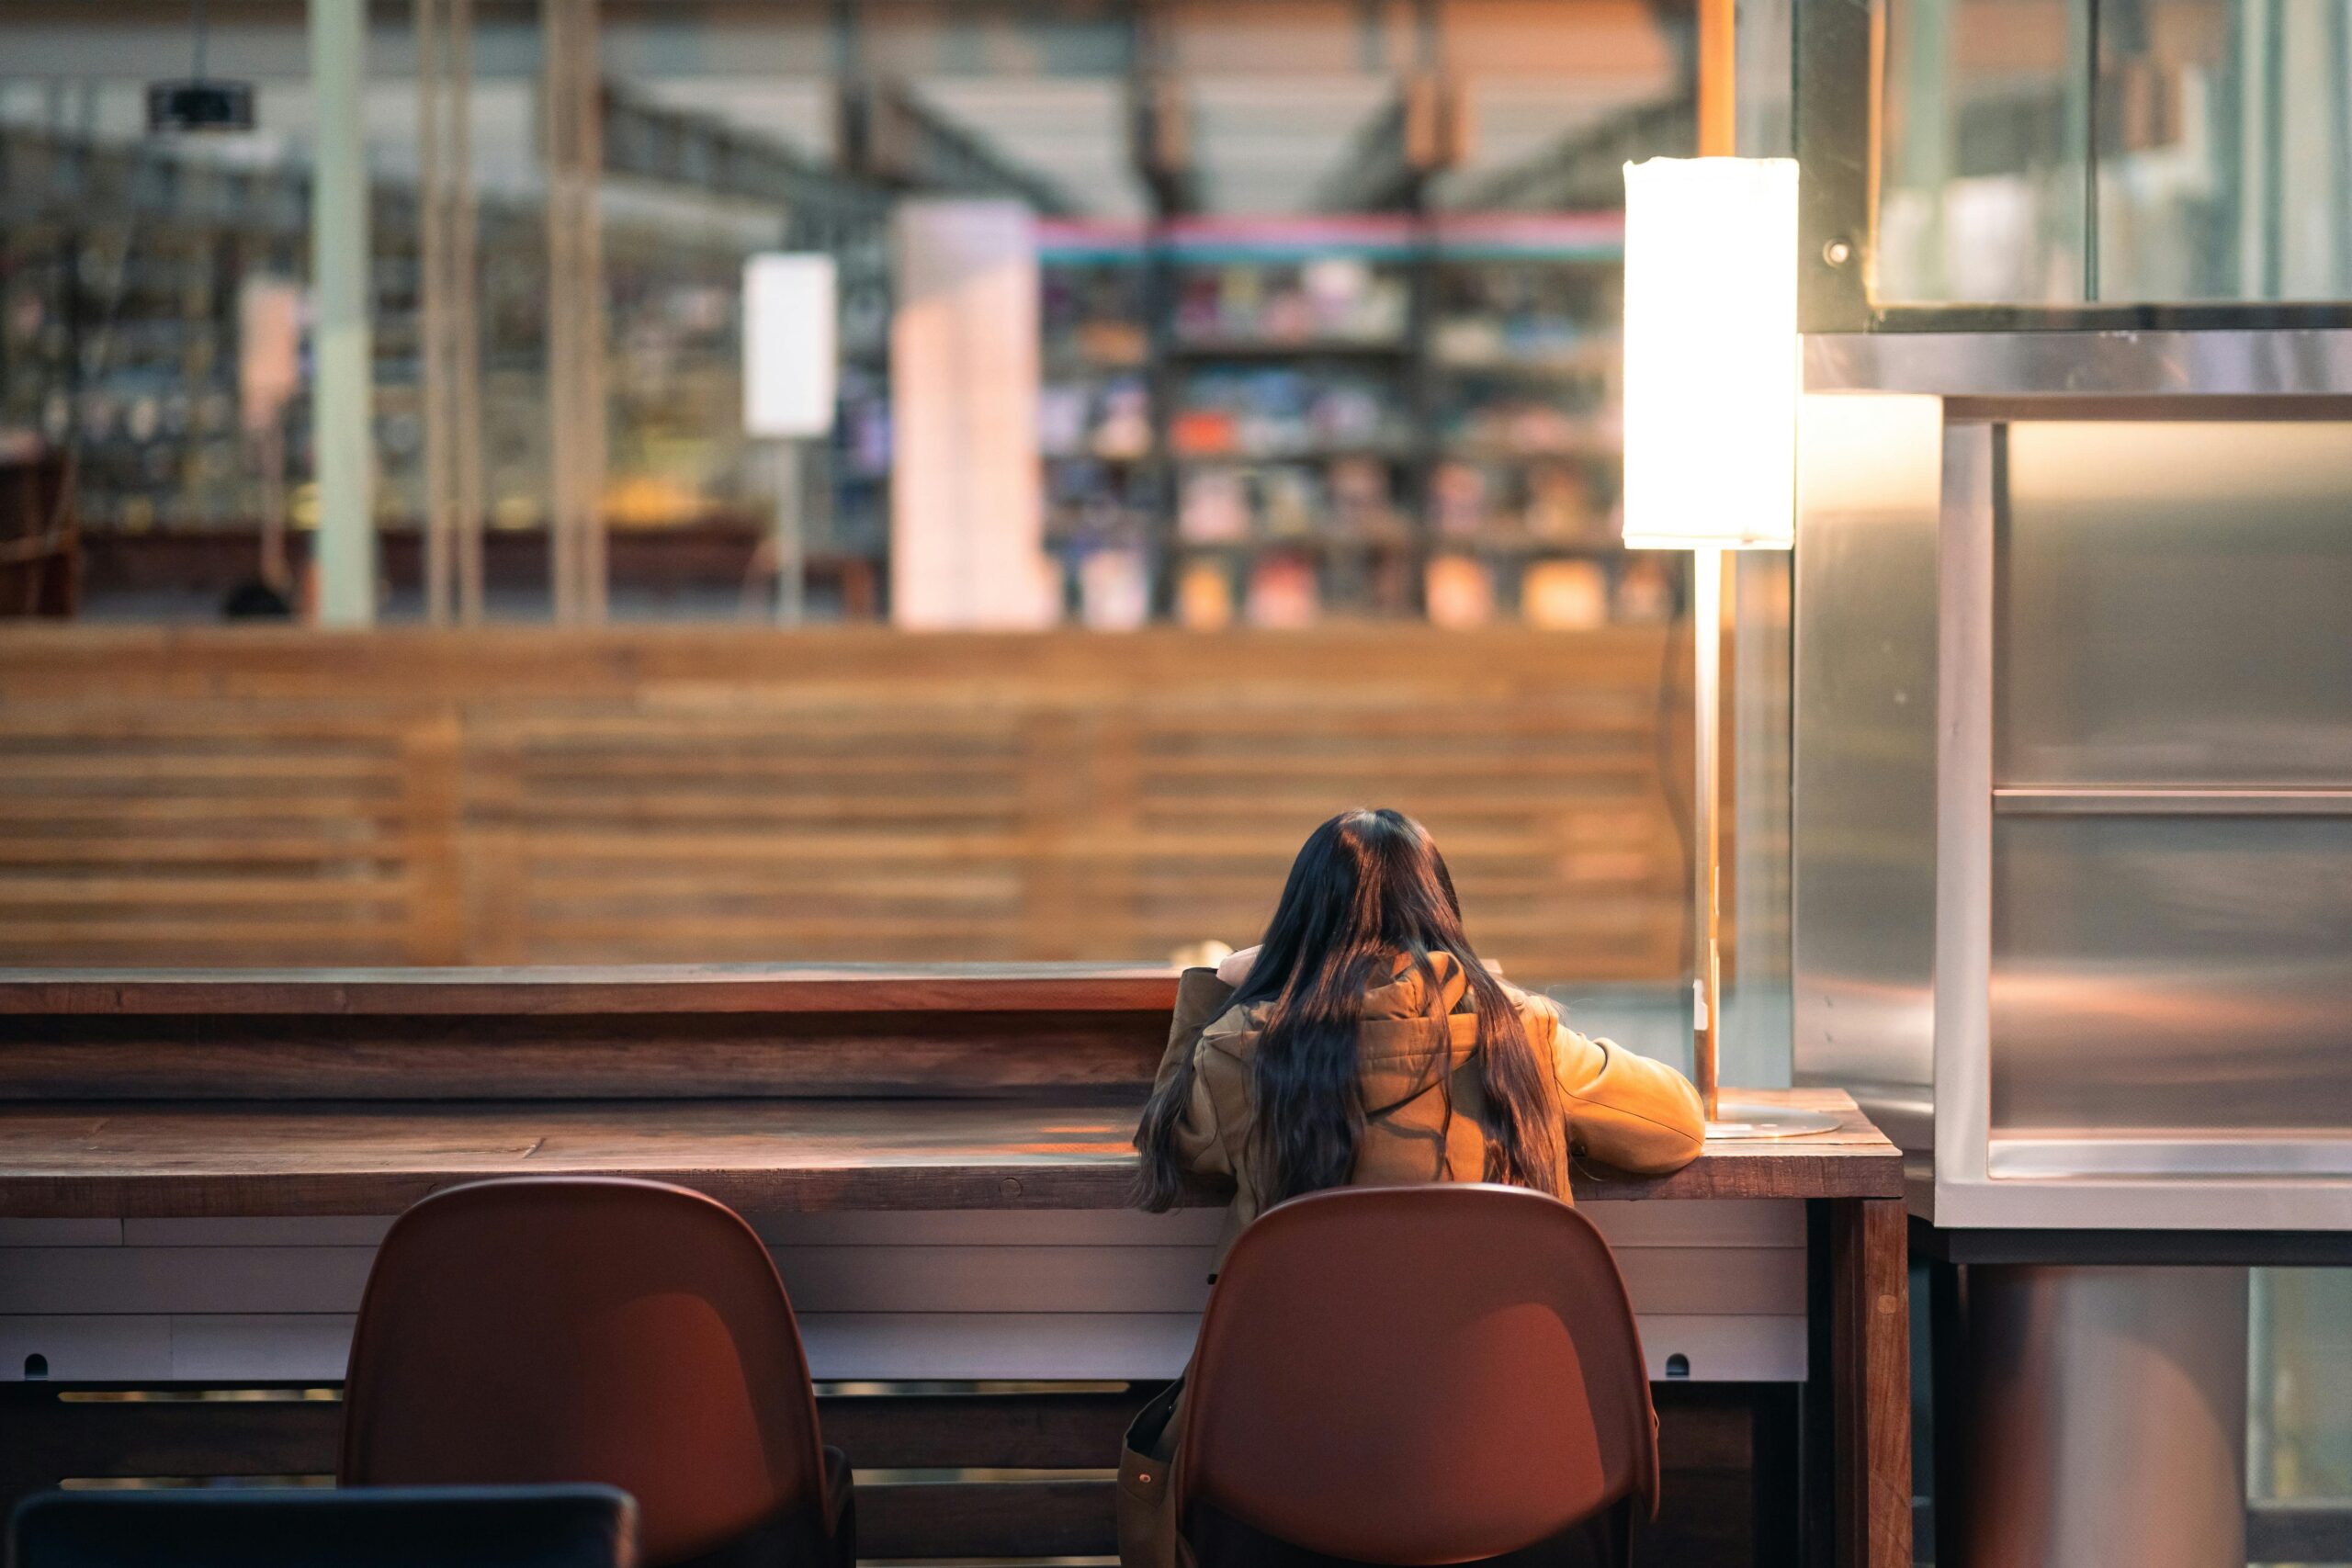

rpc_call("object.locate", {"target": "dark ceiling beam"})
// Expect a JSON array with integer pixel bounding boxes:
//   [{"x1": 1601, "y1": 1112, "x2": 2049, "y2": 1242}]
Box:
[
  {"x1": 1452, "y1": 95, "x2": 1693, "y2": 211},
  {"x1": 1311, "y1": 73, "x2": 1466, "y2": 213},
  {"x1": 1125, "y1": 0, "x2": 1194, "y2": 220},
  {"x1": 597, "y1": 80, "x2": 888, "y2": 239},
  {"x1": 839, "y1": 79, "x2": 1079, "y2": 217},
  {"x1": 1129, "y1": 73, "x2": 1196, "y2": 218}
]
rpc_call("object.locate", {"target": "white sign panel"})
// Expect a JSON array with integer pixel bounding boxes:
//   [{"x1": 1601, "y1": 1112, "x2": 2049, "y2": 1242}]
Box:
[{"x1": 743, "y1": 253, "x2": 839, "y2": 438}]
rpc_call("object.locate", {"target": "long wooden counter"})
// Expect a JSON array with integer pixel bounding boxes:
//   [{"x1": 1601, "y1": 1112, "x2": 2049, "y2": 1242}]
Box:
[
  {"x1": 0, "y1": 965, "x2": 1902, "y2": 1568},
  {"x1": 0, "y1": 1089, "x2": 1893, "y2": 1219},
  {"x1": 0, "y1": 964, "x2": 1897, "y2": 1215}
]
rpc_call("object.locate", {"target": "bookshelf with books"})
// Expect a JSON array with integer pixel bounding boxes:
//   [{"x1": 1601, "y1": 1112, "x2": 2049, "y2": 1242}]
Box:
[
  {"x1": 1420, "y1": 211, "x2": 1667, "y2": 631},
  {"x1": 1033, "y1": 209, "x2": 1673, "y2": 630},
  {"x1": 1037, "y1": 220, "x2": 1156, "y2": 626},
  {"x1": 1158, "y1": 216, "x2": 1428, "y2": 626}
]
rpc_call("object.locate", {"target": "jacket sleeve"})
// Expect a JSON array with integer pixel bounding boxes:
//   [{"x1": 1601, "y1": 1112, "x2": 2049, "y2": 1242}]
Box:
[
  {"x1": 1521, "y1": 993, "x2": 1707, "y2": 1174},
  {"x1": 1148, "y1": 968, "x2": 1238, "y2": 1179}
]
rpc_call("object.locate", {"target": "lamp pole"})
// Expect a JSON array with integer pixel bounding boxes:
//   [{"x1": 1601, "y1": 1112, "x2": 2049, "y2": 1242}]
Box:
[
  {"x1": 1691, "y1": 545, "x2": 1724, "y2": 1121},
  {"x1": 1693, "y1": 0, "x2": 1732, "y2": 1122}
]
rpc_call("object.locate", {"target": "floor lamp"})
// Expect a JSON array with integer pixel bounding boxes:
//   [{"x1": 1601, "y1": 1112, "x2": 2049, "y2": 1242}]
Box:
[{"x1": 1622, "y1": 156, "x2": 1837, "y2": 1138}]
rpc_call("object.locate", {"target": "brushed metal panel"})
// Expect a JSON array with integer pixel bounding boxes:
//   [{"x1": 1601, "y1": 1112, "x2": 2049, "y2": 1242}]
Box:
[
  {"x1": 1792, "y1": 393, "x2": 1947, "y2": 1147},
  {"x1": 1999, "y1": 423, "x2": 2352, "y2": 785},
  {"x1": 1806, "y1": 330, "x2": 2352, "y2": 397},
  {"x1": 1963, "y1": 1267, "x2": 2247, "y2": 1568},
  {"x1": 1989, "y1": 815, "x2": 2352, "y2": 1139}
]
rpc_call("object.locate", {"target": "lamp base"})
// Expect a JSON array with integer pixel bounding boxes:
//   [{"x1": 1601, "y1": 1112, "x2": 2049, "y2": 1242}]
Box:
[{"x1": 1706, "y1": 1100, "x2": 1844, "y2": 1140}]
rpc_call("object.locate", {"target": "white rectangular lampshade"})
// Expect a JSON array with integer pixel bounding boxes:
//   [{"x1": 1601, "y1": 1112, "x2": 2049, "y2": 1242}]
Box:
[
  {"x1": 743, "y1": 253, "x2": 839, "y2": 438},
  {"x1": 1620, "y1": 157, "x2": 1800, "y2": 550}
]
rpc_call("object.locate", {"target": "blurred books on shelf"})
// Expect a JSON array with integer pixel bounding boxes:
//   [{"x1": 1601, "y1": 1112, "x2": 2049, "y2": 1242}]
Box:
[
  {"x1": 1177, "y1": 558, "x2": 1236, "y2": 629},
  {"x1": 1523, "y1": 559, "x2": 1611, "y2": 629},
  {"x1": 1078, "y1": 547, "x2": 1151, "y2": 630},
  {"x1": 1614, "y1": 556, "x2": 1679, "y2": 624},
  {"x1": 1425, "y1": 555, "x2": 1497, "y2": 628},
  {"x1": 1246, "y1": 552, "x2": 1320, "y2": 628}
]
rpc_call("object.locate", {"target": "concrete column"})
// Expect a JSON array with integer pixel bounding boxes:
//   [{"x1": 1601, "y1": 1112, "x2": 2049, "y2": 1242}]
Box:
[{"x1": 309, "y1": 0, "x2": 375, "y2": 625}]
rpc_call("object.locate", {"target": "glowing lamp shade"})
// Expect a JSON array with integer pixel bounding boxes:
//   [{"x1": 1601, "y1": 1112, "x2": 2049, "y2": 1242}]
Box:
[{"x1": 1620, "y1": 157, "x2": 1800, "y2": 550}]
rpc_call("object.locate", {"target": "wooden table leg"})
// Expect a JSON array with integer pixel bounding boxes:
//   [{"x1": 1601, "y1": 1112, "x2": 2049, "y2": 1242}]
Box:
[{"x1": 1833, "y1": 1197, "x2": 1912, "y2": 1568}]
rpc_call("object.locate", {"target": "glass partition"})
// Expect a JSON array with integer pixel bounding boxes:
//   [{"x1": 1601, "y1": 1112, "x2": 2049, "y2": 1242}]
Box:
[
  {"x1": 0, "y1": 0, "x2": 1694, "y2": 625},
  {"x1": 1876, "y1": 0, "x2": 2352, "y2": 305}
]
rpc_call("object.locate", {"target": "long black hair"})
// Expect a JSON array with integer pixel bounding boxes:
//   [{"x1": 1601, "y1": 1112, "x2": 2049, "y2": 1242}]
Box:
[{"x1": 1134, "y1": 808, "x2": 1565, "y2": 1211}]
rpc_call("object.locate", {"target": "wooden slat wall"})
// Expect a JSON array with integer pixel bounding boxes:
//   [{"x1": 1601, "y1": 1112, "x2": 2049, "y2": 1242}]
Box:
[{"x1": 0, "y1": 626, "x2": 1695, "y2": 981}]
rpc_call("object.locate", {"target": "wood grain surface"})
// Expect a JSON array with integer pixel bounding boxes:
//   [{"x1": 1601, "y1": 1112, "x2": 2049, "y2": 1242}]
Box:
[
  {"x1": 0, "y1": 1089, "x2": 1899, "y2": 1218},
  {"x1": 0, "y1": 626, "x2": 1702, "y2": 980}
]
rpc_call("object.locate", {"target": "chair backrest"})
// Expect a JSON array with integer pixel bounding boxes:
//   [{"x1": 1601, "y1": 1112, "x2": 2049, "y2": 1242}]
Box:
[
  {"x1": 341, "y1": 1178, "x2": 827, "y2": 1565},
  {"x1": 1178, "y1": 1184, "x2": 1659, "y2": 1565},
  {"x1": 7, "y1": 1484, "x2": 638, "y2": 1568}
]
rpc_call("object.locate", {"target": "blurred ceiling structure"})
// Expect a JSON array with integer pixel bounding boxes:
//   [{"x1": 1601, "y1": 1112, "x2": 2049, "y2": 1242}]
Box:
[{"x1": 0, "y1": 0, "x2": 1691, "y2": 216}]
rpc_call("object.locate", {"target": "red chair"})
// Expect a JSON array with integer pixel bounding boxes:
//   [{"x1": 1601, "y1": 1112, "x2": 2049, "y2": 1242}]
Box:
[
  {"x1": 341, "y1": 1177, "x2": 851, "y2": 1568},
  {"x1": 1178, "y1": 1184, "x2": 1658, "y2": 1567}
]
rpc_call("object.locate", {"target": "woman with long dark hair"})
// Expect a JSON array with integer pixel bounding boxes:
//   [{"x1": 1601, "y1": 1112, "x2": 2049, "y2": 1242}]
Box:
[
  {"x1": 1136, "y1": 807, "x2": 1702, "y2": 1235},
  {"x1": 1120, "y1": 808, "x2": 1705, "y2": 1568}
]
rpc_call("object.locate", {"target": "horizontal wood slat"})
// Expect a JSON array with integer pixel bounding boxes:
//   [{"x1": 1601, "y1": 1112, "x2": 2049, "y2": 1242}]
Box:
[{"x1": 0, "y1": 626, "x2": 1697, "y2": 980}]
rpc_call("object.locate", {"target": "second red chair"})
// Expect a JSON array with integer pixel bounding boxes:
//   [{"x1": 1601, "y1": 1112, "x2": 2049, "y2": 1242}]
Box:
[
  {"x1": 340, "y1": 1177, "x2": 852, "y2": 1568},
  {"x1": 1178, "y1": 1183, "x2": 1658, "y2": 1567}
]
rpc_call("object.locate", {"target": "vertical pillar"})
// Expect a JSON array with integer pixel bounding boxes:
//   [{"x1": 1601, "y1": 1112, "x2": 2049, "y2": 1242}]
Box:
[
  {"x1": 310, "y1": 0, "x2": 375, "y2": 626},
  {"x1": 417, "y1": 0, "x2": 450, "y2": 623},
  {"x1": 888, "y1": 200, "x2": 1049, "y2": 628},
  {"x1": 1697, "y1": 0, "x2": 1734, "y2": 155},
  {"x1": 452, "y1": 0, "x2": 484, "y2": 621},
  {"x1": 1962, "y1": 1266, "x2": 2249, "y2": 1568},
  {"x1": 416, "y1": 0, "x2": 484, "y2": 624},
  {"x1": 543, "y1": 0, "x2": 606, "y2": 624}
]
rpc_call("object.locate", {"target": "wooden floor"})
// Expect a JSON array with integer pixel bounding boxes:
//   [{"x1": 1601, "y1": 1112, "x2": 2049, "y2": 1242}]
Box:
[{"x1": 0, "y1": 626, "x2": 1700, "y2": 980}]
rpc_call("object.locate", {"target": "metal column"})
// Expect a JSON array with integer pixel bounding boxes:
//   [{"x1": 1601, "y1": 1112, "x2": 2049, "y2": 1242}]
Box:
[
  {"x1": 1962, "y1": 1266, "x2": 2250, "y2": 1568},
  {"x1": 309, "y1": 0, "x2": 375, "y2": 626}
]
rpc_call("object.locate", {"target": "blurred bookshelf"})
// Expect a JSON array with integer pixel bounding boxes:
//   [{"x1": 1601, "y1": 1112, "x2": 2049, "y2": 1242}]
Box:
[
  {"x1": 3, "y1": 125, "x2": 1665, "y2": 628},
  {"x1": 0, "y1": 124, "x2": 891, "y2": 618},
  {"x1": 1039, "y1": 210, "x2": 1673, "y2": 631}
]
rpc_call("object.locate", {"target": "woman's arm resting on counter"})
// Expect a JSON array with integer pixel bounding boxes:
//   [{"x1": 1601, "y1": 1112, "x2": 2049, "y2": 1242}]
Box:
[{"x1": 1528, "y1": 996, "x2": 1707, "y2": 1172}]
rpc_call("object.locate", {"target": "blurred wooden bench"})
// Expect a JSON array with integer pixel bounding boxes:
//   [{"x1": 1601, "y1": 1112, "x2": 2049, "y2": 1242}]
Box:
[{"x1": 0, "y1": 626, "x2": 1695, "y2": 980}]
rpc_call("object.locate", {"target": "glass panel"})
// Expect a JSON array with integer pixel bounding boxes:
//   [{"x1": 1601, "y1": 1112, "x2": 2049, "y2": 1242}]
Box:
[
  {"x1": 1989, "y1": 814, "x2": 2352, "y2": 1137},
  {"x1": 1878, "y1": 0, "x2": 2090, "y2": 302},
  {"x1": 0, "y1": 0, "x2": 1695, "y2": 627},
  {"x1": 2252, "y1": 1269, "x2": 2352, "y2": 1507},
  {"x1": 2095, "y1": 0, "x2": 2352, "y2": 300},
  {"x1": 1877, "y1": 0, "x2": 2352, "y2": 302},
  {"x1": 1997, "y1": 422, "x2": 2352, "y2": 786}
]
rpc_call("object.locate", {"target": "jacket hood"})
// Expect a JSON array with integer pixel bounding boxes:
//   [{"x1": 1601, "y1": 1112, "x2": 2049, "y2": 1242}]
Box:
[{"x1": 1199, "y1": 950, "x2": 1487, "y2": 1115}]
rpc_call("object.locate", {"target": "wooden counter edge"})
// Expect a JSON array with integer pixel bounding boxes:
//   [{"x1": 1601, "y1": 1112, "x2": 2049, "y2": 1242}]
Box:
[
  {"x1": 0, "y1": 964, "x2": 1184, "y2": 1017},
  {"x1": 0, "y1": 1134, "x2": 1905, "y2": 1223}
]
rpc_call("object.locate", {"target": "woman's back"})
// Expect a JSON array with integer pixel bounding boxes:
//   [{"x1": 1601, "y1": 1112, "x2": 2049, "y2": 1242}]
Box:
[{"x1": 1148, "y1": 948, "x2": 1703, "y2": 1256}]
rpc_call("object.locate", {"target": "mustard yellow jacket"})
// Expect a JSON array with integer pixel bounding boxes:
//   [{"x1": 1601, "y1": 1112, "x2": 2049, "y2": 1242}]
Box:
[{"x1": 1148, "y1": 952, "x2": 1707, "y2": 1258}]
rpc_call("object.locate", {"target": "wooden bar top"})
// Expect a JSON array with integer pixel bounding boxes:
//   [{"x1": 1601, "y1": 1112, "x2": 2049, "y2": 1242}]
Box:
[
  {"x1": 0, "y1": 964, "x2": 1182, "y2": 1017},
  {"x1": 0, "y1": 1089, "x2": 1899, "y2": 1218},
  {"x1": 0, "y1": 964, "x2": 1903, "y2": 1217}
]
